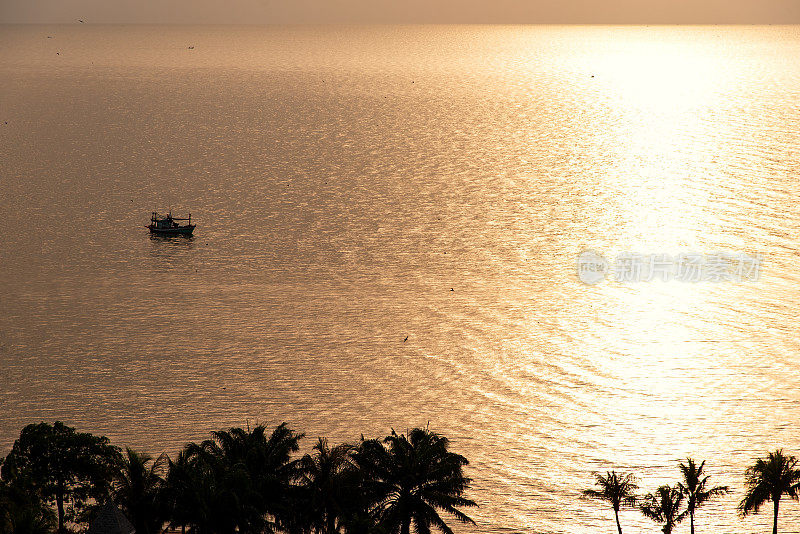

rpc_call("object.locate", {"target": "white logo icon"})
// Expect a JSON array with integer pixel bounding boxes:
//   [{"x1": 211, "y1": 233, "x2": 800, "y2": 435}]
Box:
[{"x1": 576, "y1": 250, "x2": 609, "y2": 285}]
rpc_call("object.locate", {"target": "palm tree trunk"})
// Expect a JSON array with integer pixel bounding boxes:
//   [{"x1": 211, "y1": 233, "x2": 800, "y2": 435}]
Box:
[
  {"x1": 773, "y1": 498, "x2": 779, "y2": 534},
  {"x1": 56, "y1": 487, "x2": 65, "y2": 534},
  {"x1": 614, "y1": 509, "x2": 622, "y2": 534},
  {"x1": 401, "y1": 517, "x2": 411, "y2": 534},
  {"x1": 690, "y1": 510, "x2": 694, "y2": 534}
]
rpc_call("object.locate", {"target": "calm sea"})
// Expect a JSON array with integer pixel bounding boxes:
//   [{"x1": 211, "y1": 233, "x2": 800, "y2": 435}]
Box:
[{"x1": 2, "y1": 24, "x2": 800, "y2": 533}]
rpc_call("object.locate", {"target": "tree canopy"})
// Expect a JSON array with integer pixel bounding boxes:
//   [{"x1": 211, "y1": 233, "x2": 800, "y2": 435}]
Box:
[{"x1": 1, "y1": 422, "x2": 121, "y2": 534}]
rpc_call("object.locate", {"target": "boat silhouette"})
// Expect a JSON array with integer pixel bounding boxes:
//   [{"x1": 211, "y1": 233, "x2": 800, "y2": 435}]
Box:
[{"x1": 146, "y1": 211, "x2": 195, "y2": 236}]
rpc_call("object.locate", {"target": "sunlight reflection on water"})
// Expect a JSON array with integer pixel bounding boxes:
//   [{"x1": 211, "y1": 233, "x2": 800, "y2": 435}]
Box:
[{"x1": 1, "y1": 24, "x2": 800, "y2": 533}]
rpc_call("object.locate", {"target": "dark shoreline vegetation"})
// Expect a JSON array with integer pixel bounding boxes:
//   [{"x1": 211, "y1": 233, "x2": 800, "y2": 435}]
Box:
[
  {"x1": 2, "y1": 423, "x2": 799, "y2": 534},
  {"x1": 0, "y1": 421, "x2": 476, "y2": 534}
]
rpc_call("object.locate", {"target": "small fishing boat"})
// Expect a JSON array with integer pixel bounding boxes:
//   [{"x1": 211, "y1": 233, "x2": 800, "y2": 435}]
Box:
[{"x1": 146, "y1": 212, "x2": 195, "y2": 236}]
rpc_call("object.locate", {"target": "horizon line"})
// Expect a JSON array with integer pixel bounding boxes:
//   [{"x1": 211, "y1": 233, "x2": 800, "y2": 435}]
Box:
[{"x1": 2, "y1": 21, "x2": 799, "y2": 26}]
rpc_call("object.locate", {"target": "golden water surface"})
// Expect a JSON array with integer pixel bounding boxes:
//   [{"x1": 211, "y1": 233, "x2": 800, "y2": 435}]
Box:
[{"x1": 1, "y1": 24, "x2": 800, "y2": 533}]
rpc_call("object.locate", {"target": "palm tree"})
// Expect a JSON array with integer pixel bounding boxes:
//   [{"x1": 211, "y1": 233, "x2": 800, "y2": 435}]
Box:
[
  {"x1": 356, "y1": 428, "x2": 477, "y2": 534},
  {"x1": 639, "y1": 484, "x2": 686, "y2": 534},
  {"x1": 739, "y1": 449, "x2": 800, "y2": 534},
  {"x1": 297, "y1": 438, "x2": 359, "y2": 533},
  {"x1": 582, "y1": 471, "x2": 638, "y2": 534},
  {"x1": 677, "y1": 458, "x2": 729, "y2": 534},
  {"x1": 168, "y1": 423, "x2": 304, "y2": 534},
  {"x1": 112, "y1": 448, "x2": 167, "y2": 534},
  {"x1": 208, "y1": 423, "x2": 304, "y2": 533},
  {"x1": 163, "y1": 450, "x2": 192, "y2": 534},
  {"x1": 163, "y1": 445, "x2": 245, "y2": 534},
  {"x1": 194, "y1": 427, "x2": 270, "y2": 534}
]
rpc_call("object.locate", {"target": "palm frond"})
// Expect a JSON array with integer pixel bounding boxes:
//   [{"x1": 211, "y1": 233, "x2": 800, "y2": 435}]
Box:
[{"x1": 739, "y1": 449, "x2": 800, "y2": 517}]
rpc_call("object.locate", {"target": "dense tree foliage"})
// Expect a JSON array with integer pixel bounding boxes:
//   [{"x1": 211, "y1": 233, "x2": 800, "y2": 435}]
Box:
[
  {"x1": 1, "y1": 422, "x2": 121, "y2": 534},
  {"x1": 0, "y1": 478, "x2": 56, "y2": 534},
  {"x1": 0, "y1": 421, "x2": 476, "y2": 534},
  {"x1": 9, "y1": 421, "x2": 800, "y2": 534}
]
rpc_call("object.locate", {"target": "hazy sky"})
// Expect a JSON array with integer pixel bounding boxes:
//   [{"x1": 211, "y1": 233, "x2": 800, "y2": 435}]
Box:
[{"x1": 2, "y1": 0, "x2": 799, "y2": 24}]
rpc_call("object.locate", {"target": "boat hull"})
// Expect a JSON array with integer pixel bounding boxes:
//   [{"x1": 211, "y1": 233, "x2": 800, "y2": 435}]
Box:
[{"x1": 148, "y1": 224, "x2": 195, "y2": 236}]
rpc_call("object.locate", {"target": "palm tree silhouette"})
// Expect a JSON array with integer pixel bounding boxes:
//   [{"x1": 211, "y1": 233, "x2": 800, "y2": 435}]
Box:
[
  {"x1": 163, "y1": 424, "x2": 303, "y2": 534},
  {"x1": 163, "y1": 446, "x2": 239, "y2": 534},
  {"x1": 112, "y1": 448, "x2": 167, "y2": 534},
  {"x1": 677, "y1": 458, "x2": 729, "y2": 534},
  {"x1": 739, "y1": 449, "x2": 800, "y2": 534},
  {"x1": 162, "y1": 451, "x2": 190, "y2": 534},
  {"x1": 356, "y1": 428, "x2": 476, "y2": 534},
  {"x1": 639, "y1": 484, "x2": 686, "y2": 534},
  {"x1": 297, "y1": 438, "x2": 359, "y2": 533},
  {"x1": 194, "y1": 423, "x2": 304, "y2": 533},
  {"x1": 582, "y1": 471, "x2": 638, "y2": 534}
]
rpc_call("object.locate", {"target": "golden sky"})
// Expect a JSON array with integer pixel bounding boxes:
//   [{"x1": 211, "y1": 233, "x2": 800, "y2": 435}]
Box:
[{"x1": 1, "y1": 0, "x2": 799, "y2": 24}]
